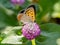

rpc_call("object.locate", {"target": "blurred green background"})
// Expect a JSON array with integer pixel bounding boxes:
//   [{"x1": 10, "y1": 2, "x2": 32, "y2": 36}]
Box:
[{"x1": 0, "y1": 0, "x2": 60, "y2": 45}]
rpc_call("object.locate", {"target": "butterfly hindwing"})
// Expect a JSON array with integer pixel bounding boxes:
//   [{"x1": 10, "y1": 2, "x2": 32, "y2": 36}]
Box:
[
  {"x1": 25, "y1": 5, "x2": 36, "y2": 22},
  {"x1": 17, "y1": 10, "x2": 25, "y2": 21}
]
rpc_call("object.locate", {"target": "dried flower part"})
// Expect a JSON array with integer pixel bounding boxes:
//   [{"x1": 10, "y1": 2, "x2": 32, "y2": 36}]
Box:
[
  {"x1": 22, "y1": 23, "x2": 41, "y2": 40},
  {"x1": 11, "y1": 0, "x2": 25, "y2": 5}
]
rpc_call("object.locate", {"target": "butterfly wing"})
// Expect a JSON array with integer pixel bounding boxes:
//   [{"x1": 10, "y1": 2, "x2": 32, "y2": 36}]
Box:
[
  {"x1": 24, "y1": 5, "x2": 36, "y2": 22},
  {"x1": 17, "y1": 5, "x2": 36, "y2": 24},
  {"x1": 17, "y1": 9, "x2": 32, "y2": 24},
  {"x1": 20, "y1": 14, "x2": 32, "y2": 24},
  {"x1": 17, "y1": 10, "x2": 25, "y2": 21}
]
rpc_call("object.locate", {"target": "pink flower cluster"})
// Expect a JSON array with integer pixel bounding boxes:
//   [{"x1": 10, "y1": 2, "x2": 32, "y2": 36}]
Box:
[
  {"x1": 11, "y1": 0, "x2": 25, "y2": 5},
  {"x1": 22, "y1": 23, "x2": 41, "y2": 40}
]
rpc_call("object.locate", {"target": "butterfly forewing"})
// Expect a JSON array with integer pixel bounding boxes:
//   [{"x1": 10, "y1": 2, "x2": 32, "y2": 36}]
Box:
[{"x1": 25, "y1": 5, "x2": 36, "y2": 22}]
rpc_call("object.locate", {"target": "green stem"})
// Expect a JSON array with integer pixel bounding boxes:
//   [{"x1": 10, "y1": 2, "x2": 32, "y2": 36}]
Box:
[
  {"x1": 15, "y1": 5, "x2": 20, "y2": 10},
  {"x1": 31, "y1": 39, "x2": 36, "y2": 45}
]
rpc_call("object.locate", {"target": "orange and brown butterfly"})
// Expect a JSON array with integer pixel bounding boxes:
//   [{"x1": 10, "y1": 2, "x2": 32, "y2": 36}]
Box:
[{"x1": 17, "y1": 5, "x2": 36, "y2": 24}]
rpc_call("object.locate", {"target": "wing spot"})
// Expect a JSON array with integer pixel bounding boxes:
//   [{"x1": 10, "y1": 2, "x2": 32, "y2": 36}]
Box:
[
  {"x1": 27, "y1": 15, "x2": 29, "y2": 16},
  {"x1": 32, "y1": 16, "x2": 33, "y2": 17}
]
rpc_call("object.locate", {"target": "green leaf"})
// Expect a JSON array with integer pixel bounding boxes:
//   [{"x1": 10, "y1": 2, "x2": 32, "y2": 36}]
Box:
[
  {"x1": 36, "y1": 0, "x2": 59, "y2": 24},
  {"x1": 36, "y1": 23, "x2": 60, "y2": 45},
  {"x1": 40, "y1": 23, "x2": 60, "y2": 32}
]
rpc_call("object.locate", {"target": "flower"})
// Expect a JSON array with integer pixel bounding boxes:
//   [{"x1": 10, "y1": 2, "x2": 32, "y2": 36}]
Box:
[
  {"x1": 22, "y1": 23, "x2": 41, "y2": 40},
  {"x1": 11, "y1": 0, "x2": 25, "y2": 5}
]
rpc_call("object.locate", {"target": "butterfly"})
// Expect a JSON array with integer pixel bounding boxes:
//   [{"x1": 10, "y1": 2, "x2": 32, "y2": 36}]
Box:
[{"x1": 17, "y1": 5, "x2": 36, "y2": 24}]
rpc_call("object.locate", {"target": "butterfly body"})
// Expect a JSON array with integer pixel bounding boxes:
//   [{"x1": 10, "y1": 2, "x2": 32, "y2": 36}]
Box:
[{"x1": 17, "y1": 5, "x2": 36, "y2": 24}]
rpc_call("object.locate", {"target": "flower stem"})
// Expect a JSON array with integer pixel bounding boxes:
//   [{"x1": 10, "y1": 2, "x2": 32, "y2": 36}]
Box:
[
  {"x1": 31, "y1": 39, "x2": 36, "y2": 45},
  {"x1": 15, "y1": 5, "x2": 20, "y2": 10}
]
